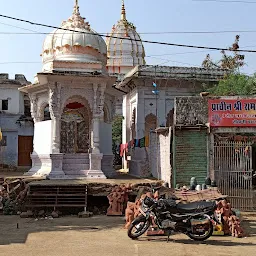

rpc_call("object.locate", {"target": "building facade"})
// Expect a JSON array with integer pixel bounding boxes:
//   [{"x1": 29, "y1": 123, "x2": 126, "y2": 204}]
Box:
[
  {"x1": 116, "y1": 65, "x2": 226, "y2": 184},
  {"x1": 173, "y1": 96, "x2": 256, "y2": 210},
  {"x1": 0, "y1": 73, "x2": 33, "y2": 168}
]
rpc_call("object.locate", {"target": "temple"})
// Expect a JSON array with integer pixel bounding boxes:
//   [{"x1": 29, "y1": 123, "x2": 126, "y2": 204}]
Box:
[
  {"x1": 19, "y1": 0, "x2": 125, "y2": 179},
  {"x1": 18, "y1": 1, "x2": 226, "y2": 182}
]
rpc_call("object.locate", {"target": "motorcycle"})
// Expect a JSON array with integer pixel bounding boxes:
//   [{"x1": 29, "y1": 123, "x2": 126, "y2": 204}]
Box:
[{"x1": 127, "y1": 195, "x2": 219, "y2": 242}]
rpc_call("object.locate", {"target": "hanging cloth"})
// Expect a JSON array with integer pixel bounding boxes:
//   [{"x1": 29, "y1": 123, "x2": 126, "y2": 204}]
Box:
[
  {"x1": 145, "y1": 135, "x2": 150, "y2": 147},
  {"x1": 130, "y1": 139, "x2": 135, "y2": 148},
  {"x1": 140, "y1": 137, "x2": 145, "y2": 148},
  {"x1": 120, "y1": 143, "x2": 128, "y2": 157}
]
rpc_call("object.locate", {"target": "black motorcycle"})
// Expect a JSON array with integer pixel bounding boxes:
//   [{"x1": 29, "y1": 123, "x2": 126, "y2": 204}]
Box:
[{"x1": 128, "y1": 195, "x2": 218, "y2": 241}]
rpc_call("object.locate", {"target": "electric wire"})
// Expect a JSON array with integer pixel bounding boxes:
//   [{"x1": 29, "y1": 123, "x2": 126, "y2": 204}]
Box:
[{"x1": 1, "y1": 14, "x2": 256, "y2": 53}]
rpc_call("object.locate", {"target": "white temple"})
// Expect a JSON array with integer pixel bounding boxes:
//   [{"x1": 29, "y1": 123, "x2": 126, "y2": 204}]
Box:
[{"x1": 19, "y1": 0, "x2": 143, "y2": 179}]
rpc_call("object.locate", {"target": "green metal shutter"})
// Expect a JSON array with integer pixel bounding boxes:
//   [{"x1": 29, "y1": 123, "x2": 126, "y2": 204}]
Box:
[{"x1": 174, "y1": 129, "x2": 208, "y2": 186}]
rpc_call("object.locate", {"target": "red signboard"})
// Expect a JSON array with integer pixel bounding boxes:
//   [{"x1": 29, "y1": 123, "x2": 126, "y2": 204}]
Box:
[{"x1": 208, "y1": 99, "x2": 256, "y2": 127}]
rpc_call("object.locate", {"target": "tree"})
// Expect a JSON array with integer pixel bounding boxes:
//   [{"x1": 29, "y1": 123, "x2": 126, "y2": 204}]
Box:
[
  {"x1": 202, "y1": 35, "x2": 245, "y2": 72},
  {"x1": 201, "y1": 35, "x2": 255, "y2": 96},
  {"x1": 208, "y1": 73, "x2": 256, "y2": 96},
  {"x1": 112, "y1": 115, "x2": 123, "y2": 144},
  {"x1": 112, "y1": 115, "x2": 124, "y2": 166}
]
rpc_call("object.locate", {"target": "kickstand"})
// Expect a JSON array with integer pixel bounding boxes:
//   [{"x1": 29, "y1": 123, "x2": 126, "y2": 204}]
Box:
[{"x1": 166, "y1": 230, "x2": 171, "y2": 243}]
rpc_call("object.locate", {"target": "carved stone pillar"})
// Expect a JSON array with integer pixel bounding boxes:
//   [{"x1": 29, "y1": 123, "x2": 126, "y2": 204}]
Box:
[
  {"x1": 49, "y1": 82, "x2": 61, "y2": 154},
  {"x1": 92, "y1": 116, "x2": 100, "y2": 154},
  {"x1": 29, "y1": 93, "x2": 40, "y2": 123},
  {"x1": 87, "y1": 83, "x2": 107, "y2": 179},
  {"x1": 48, "y1": 82, "x2": 65, "y2": 179},
  {"x1": 91, "y1": 83, "x2": 106, "y2": 154}
]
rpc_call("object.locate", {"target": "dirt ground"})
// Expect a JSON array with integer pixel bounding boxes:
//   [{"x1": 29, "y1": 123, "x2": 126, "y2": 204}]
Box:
[{"x1": 0, "y1": 214, "x2": 255, "y2": 256}]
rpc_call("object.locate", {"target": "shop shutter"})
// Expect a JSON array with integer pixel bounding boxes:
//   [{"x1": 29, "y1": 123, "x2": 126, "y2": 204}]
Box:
[{"x1": 174, "y1": 129, "x2": 208, "y2": 186}]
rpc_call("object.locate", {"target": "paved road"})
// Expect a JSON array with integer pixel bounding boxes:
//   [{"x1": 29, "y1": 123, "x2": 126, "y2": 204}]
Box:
[{"x1": 0, "y1": 215, "x2": 255, "y2": 256}]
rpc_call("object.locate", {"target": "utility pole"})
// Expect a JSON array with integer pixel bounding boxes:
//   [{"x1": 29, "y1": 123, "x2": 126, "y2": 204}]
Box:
[
  {"x1": 152, "y1": 66, "x2": 160, "y2": 180},
  {"x1": 152, "y1": 66, "x2": 159, "y2": 127}
]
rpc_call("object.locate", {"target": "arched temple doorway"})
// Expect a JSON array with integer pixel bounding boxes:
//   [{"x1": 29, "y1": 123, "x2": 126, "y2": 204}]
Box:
[{"x1": 60, "y1": 100, "x2": 91, "y2": 154}]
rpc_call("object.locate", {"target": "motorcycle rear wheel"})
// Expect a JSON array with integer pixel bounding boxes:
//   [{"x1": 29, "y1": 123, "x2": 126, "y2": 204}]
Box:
[
  {"x1": 127, "y1": 220, "x2": 150, "y2": 239},
  {"x1": 186, "y1": 222, "x2": 213, "y2": 241}
]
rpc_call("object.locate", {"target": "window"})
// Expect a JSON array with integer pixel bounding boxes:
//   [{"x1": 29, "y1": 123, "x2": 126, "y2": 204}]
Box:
[
  {"x1": 43, "y1": 105, "x2": 51, "y2": 121},
  {"x1": 0, "y1": 136, "x2": 7, "y2": 146},
  {"x1": 2, "y1": 100, "x2": 8, "y2": 111},
  {"x1": 24, "y1": 99, "x2": 31, "y2": 117}
]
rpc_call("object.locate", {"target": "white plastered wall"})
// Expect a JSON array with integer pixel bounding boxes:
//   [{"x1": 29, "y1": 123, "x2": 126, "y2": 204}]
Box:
[
  {"x1": 99, "y1": 121, "x2": 112, "y2": 155},
  {"x1": 33, "y1": 120, "x2": 52, "y2": 154}
]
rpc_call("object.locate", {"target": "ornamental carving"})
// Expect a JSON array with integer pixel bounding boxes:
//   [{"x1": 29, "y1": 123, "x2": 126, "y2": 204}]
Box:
[
  {"x1": 98, "y1": 84, "x2": 106, "y2": 116},
  {"x1": 29, "y1": 94, "x2": 40, "y2": 123},
  {"x1": 92, "y1": 83, "x2": 106, "y2": 117},
  {"x1": 60, "y1": 86, "x2": 93, "y2": 113},
  {"x1": 49, "y1": 82, "x2": 61, "y2": 119},
  {"x1": 93, "y1": 84, "x2": 99, "y2": 115}
]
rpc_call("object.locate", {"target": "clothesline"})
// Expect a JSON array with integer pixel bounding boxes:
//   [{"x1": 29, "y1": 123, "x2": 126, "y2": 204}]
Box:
[{"x1": 119, "y1": 135, "x2": 150, "y2": 157}]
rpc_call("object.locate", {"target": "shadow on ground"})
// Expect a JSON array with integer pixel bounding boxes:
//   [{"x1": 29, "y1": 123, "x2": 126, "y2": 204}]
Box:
[
  {"x1": 0, "y1": 215, "x2": 125, "y2": 245},
  {"x1": 138, "y1": 236, "x2": 255, "y2": 247}
]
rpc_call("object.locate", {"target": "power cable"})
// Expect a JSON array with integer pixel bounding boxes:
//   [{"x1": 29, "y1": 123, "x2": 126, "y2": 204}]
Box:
[
  {"x1": 0, "y1": 21, "x2": 39, "y2": 33},
  {"x1": 3, "y1": 30, "x2": 256, "y2": 35},
  {"x1": 1, "y1": 14, "x2": 256, "y2": 53},
  {"x1": 147, "y1": 44, "x2": 256, "y2": 58},
  {"x1": 146, "y1": 56, "x2": 201, "y2": 67},
  {"x1": 0, "y1": 62, "x2": 40, "y2": 64},
  {"x1": 2, "y1": 20, "x2": 256, "y2": 35}
]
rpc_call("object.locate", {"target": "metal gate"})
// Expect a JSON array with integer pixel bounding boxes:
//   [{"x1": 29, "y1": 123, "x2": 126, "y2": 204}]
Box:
[{"x1": 214, "y1": 141, "x2": 254, "y2": 211}]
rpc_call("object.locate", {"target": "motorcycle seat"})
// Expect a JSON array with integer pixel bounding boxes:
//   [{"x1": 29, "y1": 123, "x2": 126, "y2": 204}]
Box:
[{"x1": 176, "y1": 201, "x2": 216, "y2": 213}]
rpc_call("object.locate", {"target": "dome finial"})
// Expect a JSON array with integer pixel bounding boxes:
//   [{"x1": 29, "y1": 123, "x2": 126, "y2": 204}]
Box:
[
  {"x1": 73, "y1": 0, "x2": 80, "y2": 15},
  {"x1": 121, "y1": 0, "x2": 126, "y2": 20}
]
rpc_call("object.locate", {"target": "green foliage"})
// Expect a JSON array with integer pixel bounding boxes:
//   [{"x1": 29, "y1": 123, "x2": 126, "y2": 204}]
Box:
[
  {"x1": 112, "y1": 115, "x2": 124, "y2": 166},
  {"x1": 112, "y1": 115, "x2": 123, "y2": 144},
  {"x1": 208, "y1": 73, "x2": 256, "y2": 96}
]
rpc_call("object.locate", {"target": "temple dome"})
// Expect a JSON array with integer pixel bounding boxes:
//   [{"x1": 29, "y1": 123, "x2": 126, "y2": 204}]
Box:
[
  {"x1": 42, "y1": 1, "x2": 107, "y2": 72},
  {"x1": 106, "y1": 1, "x2": 145, "y2": 74}
]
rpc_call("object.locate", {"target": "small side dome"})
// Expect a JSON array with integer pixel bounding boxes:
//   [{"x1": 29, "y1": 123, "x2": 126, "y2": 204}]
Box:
[
  {"x1": 42, "y1": 0, "x2": 107, "y2": 72},
  {"x1": 106, "y1": 1, "x2": 146, "y2": 74}
]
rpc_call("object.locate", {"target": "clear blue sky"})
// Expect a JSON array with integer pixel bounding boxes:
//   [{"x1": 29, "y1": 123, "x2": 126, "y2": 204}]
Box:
[{"x1": 0, "y1": 0, "x2": 256, "y2": 82}]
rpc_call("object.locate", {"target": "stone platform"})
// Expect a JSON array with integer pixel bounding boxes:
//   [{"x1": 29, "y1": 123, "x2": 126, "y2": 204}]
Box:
[
  {"x1": 26, "y1": 153, "x2": 115, "y2": 179},
  {"x1": 28, "y1": 174, "x2": 163, "y2": 196}
]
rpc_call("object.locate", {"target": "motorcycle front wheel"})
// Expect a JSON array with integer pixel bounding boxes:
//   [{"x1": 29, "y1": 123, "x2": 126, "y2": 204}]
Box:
[
  {"x1": 186, "y1": 222, "x2": 213, "y2": 241},
  {"x1": 127, "y1": 219, "x2": 150, "y2": 239}
]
